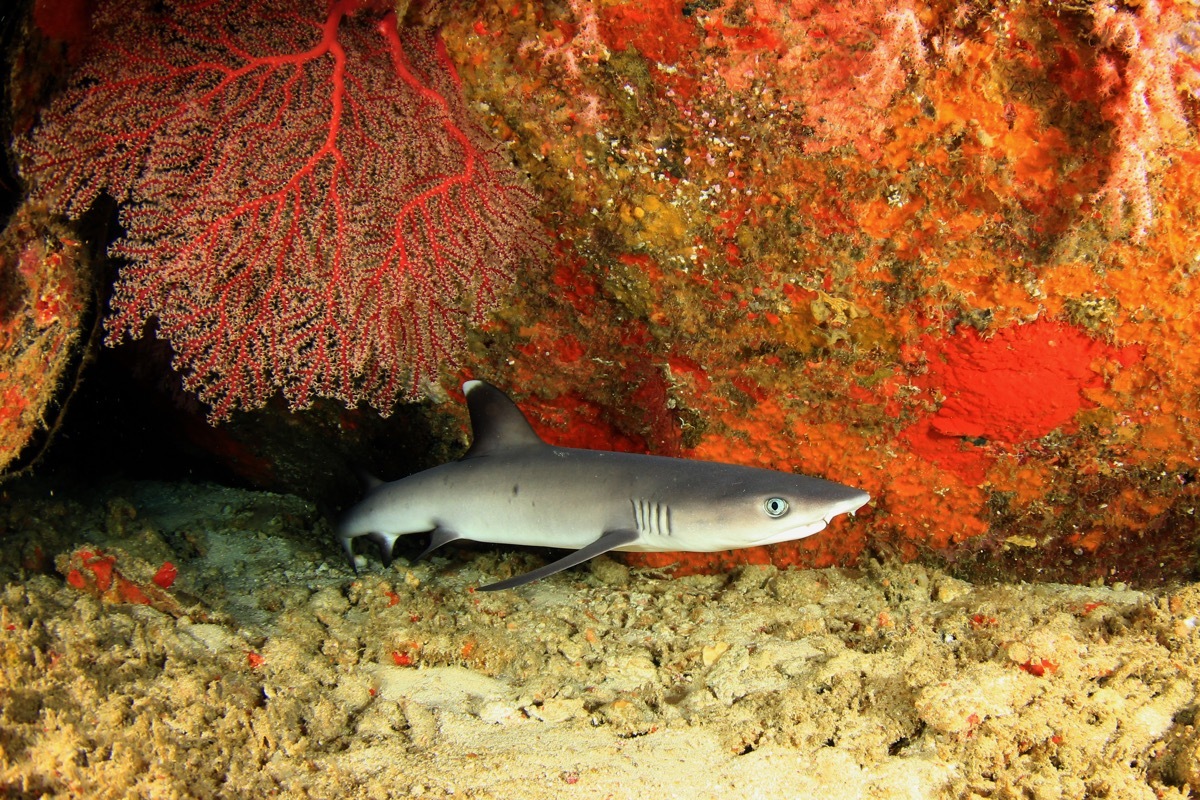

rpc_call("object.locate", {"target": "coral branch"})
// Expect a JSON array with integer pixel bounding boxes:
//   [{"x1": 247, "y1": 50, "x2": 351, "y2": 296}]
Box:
[
  {"x1": 1091, "y1": 0, "x2": 1191, "y2": 240},
  {"x1": 16, "y1": 0, "x2": 541, "y2": 418},
  {"x1": 708, "y1": 0, "x2": 929, "y2": 159}
]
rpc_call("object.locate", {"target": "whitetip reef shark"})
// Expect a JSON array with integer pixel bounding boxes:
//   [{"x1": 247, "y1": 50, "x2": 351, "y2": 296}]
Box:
[{"x1": 338, "y1": 380, "x2": 871, "y2": 591}]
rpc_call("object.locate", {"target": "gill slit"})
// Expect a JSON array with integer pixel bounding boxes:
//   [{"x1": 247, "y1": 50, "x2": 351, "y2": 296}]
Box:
[{"x1": 631, "y1": 498, "x2": 673, "y2": 537}]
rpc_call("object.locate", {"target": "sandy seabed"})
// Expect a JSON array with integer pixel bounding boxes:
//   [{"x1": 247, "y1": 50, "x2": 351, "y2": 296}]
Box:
[{"x1": 1, "y1": 480, "x2": 1198, "y2": 799}]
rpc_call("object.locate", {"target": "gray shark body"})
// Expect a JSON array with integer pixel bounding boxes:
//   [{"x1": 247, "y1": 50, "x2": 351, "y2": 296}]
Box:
[{"x1": 339, "y1": 380, "x2": 870, "y2": 591}]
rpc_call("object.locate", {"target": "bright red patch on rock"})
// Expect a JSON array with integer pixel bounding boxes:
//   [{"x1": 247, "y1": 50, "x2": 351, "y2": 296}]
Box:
[
  {"x1": 599, "y1": 0, "x2": 699, "y2": 66},
  {"x1": 152, "y1": 561, "x2": 178, "y2": 589},
  {"x1": 927, "y1": 320, "x2": 1111, "y2": 443},
  {"x1": 116, "y1": 577, "x2": 150, "y2": 605},
  {"x1": 80, "y1": 550, "x2": 116, "y2": 592},
  {"x1": 902, "y1": 320, "x2": 1140, "y2": 481}
]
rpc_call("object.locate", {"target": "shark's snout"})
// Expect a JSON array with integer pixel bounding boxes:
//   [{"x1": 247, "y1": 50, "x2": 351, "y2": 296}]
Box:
[{"x1": 831, "y1": 490, "x2": 872, "y2": 520}]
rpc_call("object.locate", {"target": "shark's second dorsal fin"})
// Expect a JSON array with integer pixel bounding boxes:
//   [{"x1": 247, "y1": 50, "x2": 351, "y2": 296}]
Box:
[{"x1": 462, "y1": 380, "x2": 546, "y2": 458}]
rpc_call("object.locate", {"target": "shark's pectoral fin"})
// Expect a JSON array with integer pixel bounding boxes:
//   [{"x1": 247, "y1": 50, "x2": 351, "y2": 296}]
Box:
[
  {"x1": 417, "y1": 528, "x2": 463, "y2": 561},
  {"x1": 477, "y1": 529, "x2": 640, "y2": 592}
]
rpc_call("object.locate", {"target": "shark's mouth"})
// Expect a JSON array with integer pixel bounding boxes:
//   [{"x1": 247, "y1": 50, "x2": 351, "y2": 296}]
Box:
[{"x1": 749, "y1": 518, "x2": 833, "y2": 546}]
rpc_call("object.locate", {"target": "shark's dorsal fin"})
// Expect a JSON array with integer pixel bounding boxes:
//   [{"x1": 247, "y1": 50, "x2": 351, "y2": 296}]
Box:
[{"x1": 462, "y1": 380, "x2": 545, "y2": 458}]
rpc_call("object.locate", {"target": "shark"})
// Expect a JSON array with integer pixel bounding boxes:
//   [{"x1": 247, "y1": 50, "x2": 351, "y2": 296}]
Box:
[{"x1": 338, "y1": 380, "x2": 871, "y2": 591}]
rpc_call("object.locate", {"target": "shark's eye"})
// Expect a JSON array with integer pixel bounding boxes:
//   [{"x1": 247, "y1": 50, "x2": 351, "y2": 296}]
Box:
[{"x1": 764, "y1": 497, "x2": 789, "y2": 518}]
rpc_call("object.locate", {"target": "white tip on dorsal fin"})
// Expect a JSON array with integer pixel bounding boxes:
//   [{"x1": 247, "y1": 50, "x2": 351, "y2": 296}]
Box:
[{"x1": 462, "y1": 380, "x2": 546, "y2": 458}]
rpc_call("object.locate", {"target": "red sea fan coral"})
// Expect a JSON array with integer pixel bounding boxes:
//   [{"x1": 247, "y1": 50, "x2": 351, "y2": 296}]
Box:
[{"x1": 15, "y1": 0, "x2": 541, "y2": 419}]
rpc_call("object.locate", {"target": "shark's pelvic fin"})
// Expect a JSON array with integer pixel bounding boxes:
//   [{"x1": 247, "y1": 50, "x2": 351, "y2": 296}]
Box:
[
  {"x1": 477, "y1": 529, "x2": 640, "y2": 592},
  {"x1": 462, "y1": 380, "x2": 545, "y2": 459},
  {"x1": 417, "y1": 528, "x2": 463, "y2": 561},
  {"x1": 340, "y1": 533, "x2": 359, "y2": 573}
]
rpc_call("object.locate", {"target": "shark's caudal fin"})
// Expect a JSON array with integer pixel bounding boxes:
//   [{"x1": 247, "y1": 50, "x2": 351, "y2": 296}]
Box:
[{"x1": 462, "y1": 380, "x2": 546, "y2": 458}]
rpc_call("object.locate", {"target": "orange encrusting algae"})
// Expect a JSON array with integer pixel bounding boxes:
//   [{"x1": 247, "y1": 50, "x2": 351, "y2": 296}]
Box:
[
  {"x1": 0, "y1": 206, "x2": 90, "y2": 473},
  {"x1": 432, "y1": 0, "x2": 1200, "y2": 584}
]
